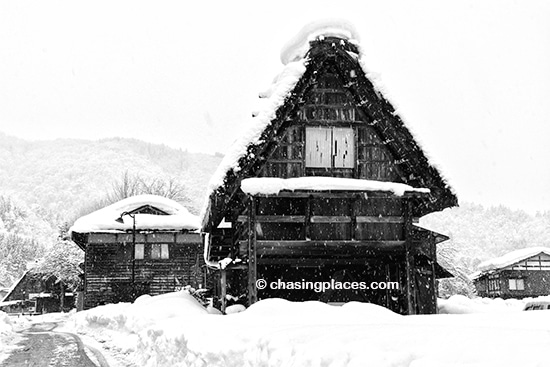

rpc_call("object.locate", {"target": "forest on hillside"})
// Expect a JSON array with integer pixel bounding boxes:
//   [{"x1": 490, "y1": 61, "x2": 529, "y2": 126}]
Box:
[{"x1": 0, "y1": 133, "x2": 221, "y2": 289}]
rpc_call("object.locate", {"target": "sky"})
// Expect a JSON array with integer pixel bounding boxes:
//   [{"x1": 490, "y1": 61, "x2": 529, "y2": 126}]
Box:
[{"x1": 1, "y1": 0, "x2": 549, "y2": 214}]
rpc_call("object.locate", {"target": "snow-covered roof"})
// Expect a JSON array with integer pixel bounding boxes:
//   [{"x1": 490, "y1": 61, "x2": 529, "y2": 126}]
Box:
[
  {"x1": 477, "y1": 247, "x2": 550, "y2": 273},
  {"x1": 280, "y1": 19, "x2": 360, "y2": 65},
  {"x1": 70, "y1": 194, "x2": 200, "y2": 234},
  {"x1": 241, "y1": 177, "x2": 430, "y2": 196},
  {"x1": 1, "y1": 270, "x2": 29, "y2": 303},
  {"x1": 200, "y1": 19, "x2": 457, "y2": 230}
]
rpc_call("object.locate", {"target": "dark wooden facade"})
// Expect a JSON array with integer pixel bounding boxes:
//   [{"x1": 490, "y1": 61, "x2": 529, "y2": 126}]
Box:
[
  {"x1": 0, "y1": 271, "x2": 74, "y2": 314},
  {"x1": 474, "y1": 251, "x2": 550, "y2": 299},
  {"x1": 73, "y1": 231, "x2": 205, "y2": 309},
  {"x1": 203, "y1": 35, "x2": 456, "y2": 315}
]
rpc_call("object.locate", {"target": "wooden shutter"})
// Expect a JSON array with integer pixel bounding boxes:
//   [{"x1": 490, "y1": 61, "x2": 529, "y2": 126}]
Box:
[
  {"x1": 305, "y1": 127, "x2": 332, "y2": 167},
  {"x1": 333, "y1": 128, "x2": 354, "y2": 168}
]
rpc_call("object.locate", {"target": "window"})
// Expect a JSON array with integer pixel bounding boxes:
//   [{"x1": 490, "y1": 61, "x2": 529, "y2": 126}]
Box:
[
  {"x1": 151, "y1": 244, "x2": 169, "y2": 259},
  {"x1": 488, "y1": 274, "x2": 500, "y2": 293},
  {"x1": 305, "y1": 127, "x2": 354, "y2": 168},
  {"x1": 135, "y1": 244, "x2": 144, "y2": 260},
  {"x1": 509, "y1": 278, "x2": 525, "y2": 291}
]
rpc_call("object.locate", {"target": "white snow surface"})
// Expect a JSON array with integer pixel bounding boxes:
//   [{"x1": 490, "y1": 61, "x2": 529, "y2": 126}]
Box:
[
  {"x1": 11, "y1": 292, "x2": 540, "y2": 367},
  {"x1": 241, "y1": 177, "x2": 430, "y2": 196},
  {"x1": 70, "y1": 194, "x2": 199, "y2": 233},
  {"x1": 0, "y1": 311, "x2": 26, "y2": 364},
  {"x1": 477, "y1": 246, "x2": 550, "y2": 272}
]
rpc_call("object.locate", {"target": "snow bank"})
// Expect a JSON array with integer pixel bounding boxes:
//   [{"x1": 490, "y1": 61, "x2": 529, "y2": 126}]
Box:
[
  {"x1": 70, "y1": 194, "x2": 200, "y2": 233},
  {"x1": 241, "y1": 177, "x2": 430, "y2": 196},
  {"x1": 0, "y1": 311, "x2": 22, "y2": 364},
  {"x1": 438, "y1": 295, "x2": 526, "y2": 314},
  {"x1": 477, "y1": 246, "x2": 550, "y2": 272},
  {"x1": 63, "y1": 291, "x2": 550, "y2": 367}
]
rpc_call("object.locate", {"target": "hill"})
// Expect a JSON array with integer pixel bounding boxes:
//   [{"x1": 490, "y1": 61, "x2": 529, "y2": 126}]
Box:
[{"x1": 0, "y1": 132, "x2": 221, "y2": 220}]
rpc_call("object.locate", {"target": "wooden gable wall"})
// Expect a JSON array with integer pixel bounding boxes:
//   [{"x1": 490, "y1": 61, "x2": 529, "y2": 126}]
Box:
[{"x1": 261, "y1": 67, "x2": 402, "y2": 182}]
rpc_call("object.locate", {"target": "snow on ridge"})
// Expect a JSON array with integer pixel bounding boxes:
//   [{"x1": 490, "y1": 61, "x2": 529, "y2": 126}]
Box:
[
  {"x1": 241, "y1": 177, "x2": 430, "y2": 196},
  {"x1": 280, "y1": 18, "x2": 360, "y2": 65},
  {"x1": 477, "y1": 246, "x2": 550, "y2": 273},
  {"x1": 70, "y1": 194, "x2": 200, "y2": 234}
]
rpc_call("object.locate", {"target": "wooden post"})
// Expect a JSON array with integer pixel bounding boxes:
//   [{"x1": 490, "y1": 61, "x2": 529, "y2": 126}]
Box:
[
  {"x1": 404, "y1": 199, "x2": 416, "y2": 315},
  {"x1": 305, "y1": 195, "x2": 312, "y2": 240},
  {"x1": 431, "y1": 259, "x2": 437, "y2": 313},
  {"x1": 350, "y1": 195, "x2": 357, "y2": 241},
  {"x1": 247, "y1": 196, "x2": 258, "y2": 305},
  {"x1": 220, "y1": 268, "x2": 227, "y2": 313}
]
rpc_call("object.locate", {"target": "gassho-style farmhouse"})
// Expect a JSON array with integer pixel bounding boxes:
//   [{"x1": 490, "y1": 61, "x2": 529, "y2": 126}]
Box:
[{"x1": 65, "y1": 20, "x2": 465, "y2": 315}]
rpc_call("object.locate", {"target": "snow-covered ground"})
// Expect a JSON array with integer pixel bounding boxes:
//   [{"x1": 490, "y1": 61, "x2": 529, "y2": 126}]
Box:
[
  {"x1": 0, "y1": 311, "x2": 30, "y2": 364},
  {"x1": 2, "y1": 293, "x2": 550, "y2": 367}
]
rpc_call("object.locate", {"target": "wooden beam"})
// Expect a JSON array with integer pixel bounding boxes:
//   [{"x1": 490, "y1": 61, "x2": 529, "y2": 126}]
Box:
[
  {"x1": 257, "y1": 257, "x2": 387, "y2": 266},
  {"x1": 310, "y1": 216, "x2": 352, "y2": 223},
  {"x1": 236, "y1": 215, "x2": 416, "y2": 224},
  {"x1": 404, "y1": 199, "x2": 416, "y2": 315},
  {"x1": 239, "y1": 240, "x2": 405, "y2": 257},
  {"x1": 356, "y1": 216, "x2": 408, "y2": 223},
  {"x1": 237, "y1": 215, "x2": 306, "y2": 223},
  {"x1": 247, "y1": 197, "x2": 258, "y2": 306},
  {"x1": 220, "y1": 269, "x2": 227, "y2": 314}
]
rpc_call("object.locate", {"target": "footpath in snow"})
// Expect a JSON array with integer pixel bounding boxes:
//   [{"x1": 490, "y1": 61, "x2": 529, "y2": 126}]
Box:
[{"x1": 3, "y1": 292, "x2": 548, "y2": 367}]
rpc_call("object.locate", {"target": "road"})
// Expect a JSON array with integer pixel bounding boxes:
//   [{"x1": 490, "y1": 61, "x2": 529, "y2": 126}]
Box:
[{"x1": 1, "y1": 322, "x2": 110, "y2": 367}]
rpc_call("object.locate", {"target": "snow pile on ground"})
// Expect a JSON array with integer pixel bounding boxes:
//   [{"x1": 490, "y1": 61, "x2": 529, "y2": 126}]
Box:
[
  {"x1": 0, "y1": 311, "x2": 25, "y2": 363},
  {"x1": 438, "y1": 294, "x2": 527, "y2": 314},
  {"x1": 65, "y1": 291, "x2": 550, "y2": 367}
]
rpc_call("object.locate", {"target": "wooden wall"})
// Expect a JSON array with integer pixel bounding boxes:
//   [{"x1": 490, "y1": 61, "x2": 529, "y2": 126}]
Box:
[
  {"x1": 234, "y1": 195, "x2": 407, "y2": 248},
  {"x1": 475, "y1": 269, "x2": 550, "y2": 299},
  {"x1": 260, "y1": 70, "x2": 401, "y2": 182},
  {"x1": 83, "y1": 232, "x2": 204, "y2": 309}
]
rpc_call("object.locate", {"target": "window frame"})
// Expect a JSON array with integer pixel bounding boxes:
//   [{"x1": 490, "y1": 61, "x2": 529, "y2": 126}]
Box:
[
  {"x1": 305, "y1": 126, "x2": 355, "y2": 169},
  {"x1": 151, "y1": 243, "x2": 170, "y2": 260},
  {"x1": 508, "y1": 278, "x2": 525, "y2": 291}
]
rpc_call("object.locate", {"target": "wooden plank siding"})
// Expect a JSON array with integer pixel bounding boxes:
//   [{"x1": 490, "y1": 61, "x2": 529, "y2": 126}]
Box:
[
  {"x1": 83, "y1": 232, "x2": 204, "y2": 309},
  {"x1": 260, "y1": 72, "x2": 402, "y2": 182}
]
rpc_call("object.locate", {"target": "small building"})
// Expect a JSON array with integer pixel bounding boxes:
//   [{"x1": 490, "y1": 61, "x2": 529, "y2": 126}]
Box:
[
  {"x1": 201, "y1": 20, "x2": 456, "y2": 315},
  {"x1": 0, "y1": 270, "x2": 74, "y2": 314},
  {"x1": 472, "y1": 247, "x2": 550, "y2": 299},
  {"x1": 70, "y1": 195, "x2": 205, "y2": 309}
]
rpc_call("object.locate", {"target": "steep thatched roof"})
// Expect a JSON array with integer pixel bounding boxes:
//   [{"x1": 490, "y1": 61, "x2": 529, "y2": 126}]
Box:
[{"x1": 201, "y1": 21, "x2": 457, "y2": 231}]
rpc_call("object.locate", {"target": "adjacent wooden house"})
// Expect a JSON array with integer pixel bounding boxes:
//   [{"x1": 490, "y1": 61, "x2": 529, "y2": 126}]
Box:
[
  {"x1": 0, "y1": 270, "x2": 74, "y2": 314},
  {"x1": 70, "y1": 195, "x2": 205, "y2": 309},
  {"x1": 201, "y1": 21, "x2": 457, "y2": 315},
  {"x1": 472, "y1": 247, "x2": 550, "y2": 299}
]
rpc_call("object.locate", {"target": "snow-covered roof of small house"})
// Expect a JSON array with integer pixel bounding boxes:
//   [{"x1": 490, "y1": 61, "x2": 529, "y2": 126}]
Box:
[
  {"x1": 476, "y1": 247, "x2": 550, "y2": 274},
  {"x1": 201, "y1": 19, "x2": 457, "y2": 231},
  {"x1": 70, "y1": 194, "x2": 200, "y2": 235}
]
